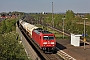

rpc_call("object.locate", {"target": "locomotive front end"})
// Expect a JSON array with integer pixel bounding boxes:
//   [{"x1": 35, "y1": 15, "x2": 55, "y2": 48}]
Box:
[{"x1": 42, "y1": 34, "x2": 56, "y2": 52}]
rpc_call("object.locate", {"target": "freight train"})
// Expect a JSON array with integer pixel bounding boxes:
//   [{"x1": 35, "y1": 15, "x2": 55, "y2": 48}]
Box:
[{"x1": 19, "y1": 19, "x2": 56, "y2": 52}]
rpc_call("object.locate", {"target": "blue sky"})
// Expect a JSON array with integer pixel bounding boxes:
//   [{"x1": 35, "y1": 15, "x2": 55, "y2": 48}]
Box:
[{"x1": 0, "y1": 0, "x2": 90, "y2": 13}]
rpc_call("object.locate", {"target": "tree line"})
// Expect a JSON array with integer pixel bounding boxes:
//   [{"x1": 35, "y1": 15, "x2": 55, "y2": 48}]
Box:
[
  {"x1": 30, "y1": 10, "x2": 90, "y2": 38},
  {"x1": 0, "y1": 16, "x2": 29, "y2": 60}
]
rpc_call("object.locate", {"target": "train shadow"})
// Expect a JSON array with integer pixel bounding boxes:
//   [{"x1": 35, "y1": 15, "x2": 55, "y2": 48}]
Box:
[
  {"x1": 80, "y1": 42, "x2": 89, "y2": 46},
  {"x1": 56, "y1": 42, "x2": 67, "y2": 51},
  {"x1": 52, "y1": 42, "x2": 67, "y2": 54}
]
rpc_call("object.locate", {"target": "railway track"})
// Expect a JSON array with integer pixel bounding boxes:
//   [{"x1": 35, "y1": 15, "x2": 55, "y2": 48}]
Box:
[
  {"x1": 17, "y1": 21, "x2": 63, "y2": 60},
  {"x1": 48, "y1": 26, "x2": 70, "y2": 36},
  {"x1": 56, "y1": 47, "x2": 76, "y2": 60},
  {"x1": 45, "y1": 54, "x2": 61, "y2": 60}
]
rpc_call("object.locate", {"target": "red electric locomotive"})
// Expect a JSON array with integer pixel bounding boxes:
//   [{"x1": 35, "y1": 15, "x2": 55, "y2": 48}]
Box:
[{"x1": 32, "y1": 28, "x2": 56, "y2": 52}]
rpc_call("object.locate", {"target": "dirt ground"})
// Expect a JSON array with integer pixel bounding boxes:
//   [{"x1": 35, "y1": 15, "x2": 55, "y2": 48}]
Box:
[{"x1": 57, "y1": 39, "x2": 90, "y2": 60}]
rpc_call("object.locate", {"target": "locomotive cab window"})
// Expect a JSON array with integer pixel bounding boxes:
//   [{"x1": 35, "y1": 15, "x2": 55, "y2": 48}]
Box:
[
  {"x1": 43, "y1": 36, "x2": 48, "y2": 40},
  {"x1": 49, "y1": 36, "x2": 54, "y2": 40}
]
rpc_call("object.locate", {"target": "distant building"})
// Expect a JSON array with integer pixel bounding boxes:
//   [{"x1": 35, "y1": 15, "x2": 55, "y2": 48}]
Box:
[
  {"x1": 75, "y1": 13, "x2": 86, "y2": 18},
  {"x1": 42, "y1": 12, "x2": 45, "y2": 14}
]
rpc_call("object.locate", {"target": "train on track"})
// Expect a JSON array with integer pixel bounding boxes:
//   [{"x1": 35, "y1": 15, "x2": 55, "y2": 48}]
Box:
[{"x1": 19, "y1": 19, "x2": 56, "y2": 53}]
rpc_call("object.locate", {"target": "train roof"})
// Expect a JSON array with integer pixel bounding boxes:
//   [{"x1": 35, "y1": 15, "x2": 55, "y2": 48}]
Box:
[{"x1": 33, "y1": 28, "x2": 52, "y2": 34}]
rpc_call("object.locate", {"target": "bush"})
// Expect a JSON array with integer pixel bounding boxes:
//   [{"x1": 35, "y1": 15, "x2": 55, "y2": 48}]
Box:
[{"x1": 0, "y1": 32, "x2": 28, "y2": 60}]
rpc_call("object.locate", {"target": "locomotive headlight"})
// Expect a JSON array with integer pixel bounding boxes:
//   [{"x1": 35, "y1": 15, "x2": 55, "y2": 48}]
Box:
[
  {"x1": 43, "y1": 42, "x2": 47, "y2": 44},
  {"x1": 52, "y1": 45, "x2": 54, "y2": 46},
  {"x1": 51, "y1": 42, "x2": 54, "y2": 44}
]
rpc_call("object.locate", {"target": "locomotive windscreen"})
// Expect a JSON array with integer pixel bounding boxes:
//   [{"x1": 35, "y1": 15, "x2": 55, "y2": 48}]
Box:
[{"x1": 43, "y1": 36, "x2": 54, "y2": 40}]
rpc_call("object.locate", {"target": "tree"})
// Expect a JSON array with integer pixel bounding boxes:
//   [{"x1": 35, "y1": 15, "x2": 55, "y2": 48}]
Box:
[
  {"x1": 84, "y1": 13, "x2": 90, "y2": 21},
  {"x1": 1, "y1": 20, "x2": 7, "y2": 33},
  {"x1": 65, "y1": 10, "x2": 75, "y2": 32},
  {"x1": 0, "y1": 32, "x2": 29, "y2": 60},
  {"x1": 66, "y1": 10, "x2": 75, "y2": 20},
  {"x1": 0, "y1": 13, "x2": 29, "y2": 60},
  {"x1": 5, "y1": 20, "x2": 12, "y2": 33}
]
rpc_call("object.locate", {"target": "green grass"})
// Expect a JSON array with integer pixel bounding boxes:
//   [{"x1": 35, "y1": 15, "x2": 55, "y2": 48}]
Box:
[{"x1": 47, "y1": 27, "x2": 70, "y2": 39}]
